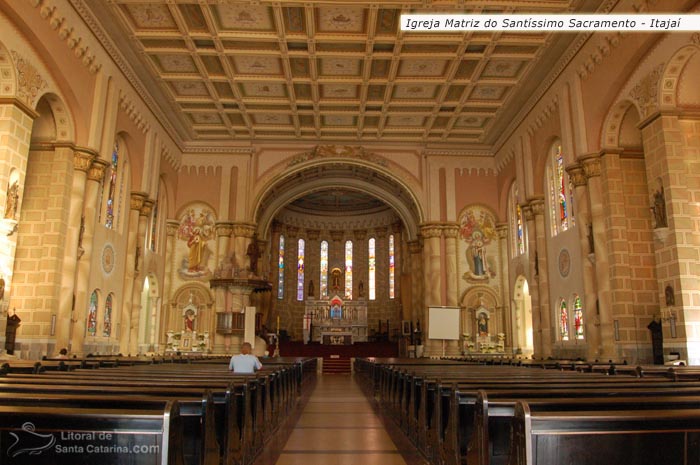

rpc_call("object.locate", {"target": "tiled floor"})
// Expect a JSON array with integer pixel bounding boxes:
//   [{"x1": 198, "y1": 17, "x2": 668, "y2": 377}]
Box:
[{"x1": 272, "y1": 374, "x2": 427, "y2": 465}]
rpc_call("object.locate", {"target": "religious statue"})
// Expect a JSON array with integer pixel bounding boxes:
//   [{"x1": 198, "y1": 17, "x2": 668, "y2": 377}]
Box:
[
  {"x1": 477, "y1": 314, "x2": 488, "y2": 336},
  {"x1": 184, "y1": 309, "x2": 195, "y2": 332},
  {"x1": 247, "y1": 240, "x2": 260, "y2": 273},
  {"x1": 308, "y1": 279, "x2": 315, "y2": 298},
  {"x1": 331, "y1": 268, "x2": 342, "y2": 291},
  {"x1": 358, "y1": 280, "x2": 365, "y2": 298},
  {"x1": 665, "y1": 285, "x2": 675, "y2": 307},
  {"x1": 652, "y1": 185, "x2": 667, "y2": 228},
  {"x1": 4, "y1": 180, "x2": 19, "y2": 219}
]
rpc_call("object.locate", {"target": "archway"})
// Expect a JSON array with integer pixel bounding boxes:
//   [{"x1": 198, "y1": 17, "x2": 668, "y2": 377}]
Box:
[{"x1": 513, "y1": 275, "x2": 533, "y2": 356}]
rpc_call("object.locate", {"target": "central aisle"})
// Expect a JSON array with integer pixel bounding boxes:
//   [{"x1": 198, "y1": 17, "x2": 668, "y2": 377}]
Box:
[{"x1": 273, "y1": 374, "x2": 425, "y2": 465}]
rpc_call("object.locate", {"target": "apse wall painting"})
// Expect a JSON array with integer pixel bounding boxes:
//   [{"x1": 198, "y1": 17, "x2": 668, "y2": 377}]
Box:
[
  {"x1": 459, "y1": 206, "x2": 498, "y2": 282},
  {"x1": 177, "y1": 205, "x2": 216, "y2": 280}
]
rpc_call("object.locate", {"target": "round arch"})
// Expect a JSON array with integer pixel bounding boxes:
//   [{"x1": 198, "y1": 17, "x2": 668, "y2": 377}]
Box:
[
  {"x1": 512, "y1": 275, "x2": 534, "y2": 355},
  {"x1": 601, "y1": 99, "x2": 643, "y2": 149},
  {"x1": 34, "y1": 92, "x2": 75, "y2": 143},
  {"x1": 660, "y1": 43, "x2": 700, "y2": 111},
  {"x1": 253, "y1": 158, "x2": 424, "y2": 241},
  {"x1": 0, "y1": 40, "x2": 17, "y2": 98}
]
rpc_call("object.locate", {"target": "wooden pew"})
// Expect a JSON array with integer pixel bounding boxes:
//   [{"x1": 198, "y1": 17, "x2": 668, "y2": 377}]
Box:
[
  {"x1": 473, "y1": 391, "x2": 700, "y2": 465},
  {"x1": 510, "y1": 401, "x2": 700, "y2": 465},
  {"x1": 0, "y1": 401, "x2": 184, "y2": 465}
]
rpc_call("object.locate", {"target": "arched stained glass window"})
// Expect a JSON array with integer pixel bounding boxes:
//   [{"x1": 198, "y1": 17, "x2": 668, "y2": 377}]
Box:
[
  {"x1": 509, "y1": 183, "x2": 525, "y2": 256},
  {"x1": 105, "y1": 143, "x2": 119, "y2": 229},
  {"x1": 87, "y1": 291, "x2": 98, "y2": 336},
  {"x1": 368, "y1": 238, "x2": 376, "y2": 301},
  {"x1": 320, "y1": 241, "x2": 329, "y2": 299},
  {"x1": 389, "y1": 234, "x2": 395, "y2": 299},
  {"x1": 573, "y1": 295, "x2": 584, "y2": 340},
  {"x1": 345, "y1": 240, "x2": 353, "y2": 299},
  {"x1": 559, "y1": 299, "x2": 569, "y2": 341},
  {"x1": 104, "y1": 294, "x2": 113, "y2": 337},
  {"x1": 297, "y1": 239, "x2": 305, "y2": 301},
  {"x1": 277, "y1": 235, "x2": 285, "y2": 300},
  {"x1": 547, "y1": 143, "x2": 574, "y2": 236}
]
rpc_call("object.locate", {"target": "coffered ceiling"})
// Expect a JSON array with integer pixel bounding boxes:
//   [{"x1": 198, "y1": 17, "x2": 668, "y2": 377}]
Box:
[{"x1": 79, "y1": 0, "x2": 605, "y2": 152}]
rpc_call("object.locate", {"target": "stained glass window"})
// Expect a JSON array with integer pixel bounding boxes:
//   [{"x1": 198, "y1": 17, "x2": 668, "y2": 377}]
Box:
[
  {"x1": 320, "y1": 241, "x2": 329, "y2": 298},
  {"x1": 548, "y1": 143, "x2": 572, "y2": 236},
  {"x1": 87, "y1": 291, "x2": 98, "y2": 336},
  {"x1": 104, "y1": 294, "x2": 113, "y2": 337},
  {"x1": 389, "y1": 234, "x2": 395, "y2": 299},
  {"x1": 297, "y1": 239, "x2": 305, "y2": 301},
  {"x1": 509, "y1": 184, "x2": 525, "y2": 256},
  {"x1": 559, "y1": 299, "x2": 569, "y2": 341},
  {"x1": 574, "y1": 295, "x2": 584, "y2": 340},
  {"x1": 105, "y1": 143, "x2": 118, "y2": 229},
  {"x1": 368, "y1": 238, "x2": 376, "y2": 301},
  {"x1": 277, "y1": 235, "x2": 285, "y2": 299},
  {"x1": 345, "y1": 240, "x2": 353, "y2": 299}
]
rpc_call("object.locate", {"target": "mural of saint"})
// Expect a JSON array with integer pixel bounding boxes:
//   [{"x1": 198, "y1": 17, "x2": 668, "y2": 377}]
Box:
[
  {"x1": 460, "y1": 207, "x2": 497, "y2": 282},
  {"x1": 177, "y1": 207, "x2": 216, "y2": 279}
]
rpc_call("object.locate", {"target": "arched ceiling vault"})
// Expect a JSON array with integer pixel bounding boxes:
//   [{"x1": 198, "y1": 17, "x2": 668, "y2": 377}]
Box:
[{"x1": 255, "y1": 162, "x2": 423, "y2": 241}]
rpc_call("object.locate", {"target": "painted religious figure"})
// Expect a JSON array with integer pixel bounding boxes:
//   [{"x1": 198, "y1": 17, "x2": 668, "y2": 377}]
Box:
[
  {"x1": 460, "y1": 207, "x2": 498, "y2": 282},
  {"x1": 477, "y1": 313, "x2": 488, "y2": 336},
  {"x1": 177, "y1": 207, "x2": 216, "y2": 279}
]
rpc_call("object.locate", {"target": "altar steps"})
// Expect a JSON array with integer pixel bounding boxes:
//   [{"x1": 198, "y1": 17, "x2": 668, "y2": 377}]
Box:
[{"x1": 322, "y1": 357, "x2": 351, "y2": 374}]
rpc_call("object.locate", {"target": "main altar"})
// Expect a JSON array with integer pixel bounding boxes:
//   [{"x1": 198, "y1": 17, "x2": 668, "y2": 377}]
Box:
[{"x1": 304, "y1": 295, "x2": 368, "y2": 344}]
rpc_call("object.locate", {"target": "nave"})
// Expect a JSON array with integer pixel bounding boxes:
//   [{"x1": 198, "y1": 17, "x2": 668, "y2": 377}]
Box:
[{"x1": 261, "y1": 374, "x2": 426, "y2": 465}]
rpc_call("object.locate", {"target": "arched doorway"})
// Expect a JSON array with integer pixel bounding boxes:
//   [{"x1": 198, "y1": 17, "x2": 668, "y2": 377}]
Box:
[{"x1": 513, "y1": 275, "x2": 533, "y2": 356}]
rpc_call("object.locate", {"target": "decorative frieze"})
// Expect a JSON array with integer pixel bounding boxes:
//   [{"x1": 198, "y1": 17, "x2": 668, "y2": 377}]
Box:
[
  {"x1": 288, "y1": 145, "x2": 388, "y2": 168},
  {"x1": 420, "y1": 223, "x2": 443, "y2": 239},
  {"x1": 443, "y1": 225, "x2": 459, "y2": 239},
  {"x1": 329, "y1": 230, "x2": 343, "y2": 242},
  {"x1": 232, "y1": 222, "x2": 256, "y2": 238},
  {"x1": 306, "y1": 229, "x2": 320, "y2": 240},
  {"x1": 374, "y1": 226, "x2": 387, "y2": 239},
  {"x1": 215, "y1": 222, "x2": 234, "y2": 237},
  {"x1": 582, "y1": 156, "x2": 602, "y2": 179},
  {"x1": 629, "y1": 63, "x2": 664, "y2": 118},
  {"x1": 528, "y1": 198, "x2": 546, "y2": 217},
  {"x1": 10, "y1": 51, "x2": 47, "y2": 107},
  {"x1": 353, "y1": 229, "x2": 367, "y2": 241}
]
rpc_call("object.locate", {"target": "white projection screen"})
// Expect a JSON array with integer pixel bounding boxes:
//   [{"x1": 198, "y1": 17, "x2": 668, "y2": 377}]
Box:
[{"x1": 428, "y1": 306, "x2": 460, "y2": 340}]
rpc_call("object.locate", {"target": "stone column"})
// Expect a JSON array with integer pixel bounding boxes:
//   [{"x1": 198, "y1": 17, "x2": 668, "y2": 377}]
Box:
[
  {"x1": 530, "y1": 198, "x2": 552, "y2": 358},
  {"x1": 640, "y1": 113, "x2": 700, "y2": 364},
  {"x1": 408, "y1": 240, "x2": 423, "y2": 325},
  {"x1": 420, "y1": 224, "x2": 443, "y2": 356},
  {"x1": 54, "y1": 150, "x2": 94, "y2": 353},
  {"x1": 159, "y1": 220, "x2": 179, "y2": 346},
  {"x1": 119, "y1": 192, "x2": 147, "y2": 354},
  {"x1": 496, "y1": 223, "x2": 512, "y2": 353},
  {"x1": 72, "y1": 158, "x2": 109, "y2": 353},
  {"x1": 129, "y1": 199, "x2": 153, "y2": 355},
  {"x1": 521, "y1": 204, "x2": 541, "y2": 357},
  {"x1": 215, "y1": 221, "x2": 234, "y2": 269},
  {"x1": 233, "y1": 222, "x2": 256, "y2": 273},
  {"x1": 443, "y1": 225, "x2": 460, "y2": 355},
  {"x1": 581, "y1": 154, "x2": 616, "y2": 360},
  {"x1": 567, "y1": 163, "x2": 600, "y2": 361}
]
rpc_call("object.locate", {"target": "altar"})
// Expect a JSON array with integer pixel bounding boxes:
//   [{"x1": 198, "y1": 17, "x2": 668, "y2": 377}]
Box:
[{"x1": 305, "y1": 295, "x2": 368, "y2": 344}]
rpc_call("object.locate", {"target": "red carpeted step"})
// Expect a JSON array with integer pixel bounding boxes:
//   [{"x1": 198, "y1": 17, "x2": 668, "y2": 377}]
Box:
[{"x1": 322, "y1": 356, "x2": 351, "y2": 374}]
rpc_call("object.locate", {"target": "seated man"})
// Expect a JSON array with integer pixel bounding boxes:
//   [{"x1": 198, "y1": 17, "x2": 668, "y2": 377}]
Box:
[{"x1": 229, "y1": 342, "x2": 263, "y2": 373}]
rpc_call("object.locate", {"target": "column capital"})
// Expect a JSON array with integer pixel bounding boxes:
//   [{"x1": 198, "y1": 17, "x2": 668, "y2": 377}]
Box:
[
  {"x1": 73, "y1": 151, "x2": 94, "y2": 172},
  {"x1": 306, "y1": 229, "x2": 321, "y2": 240},
  {"x1": 391, "y1": 222, "x2": 402, "y2": 234},
  {"x1": 566, "y1": 164, "x2": 587, "y2": 187},
  {"x1": 443, "y1": 224, "x2": 460, "y2": 239},
  {"x1": 232, "y1": 222, "x2": 256, "y2": 238},
  {"x1": 129, "y1": 191, "x2": 148, "y2": 211},
  {"x1": 329, "y1": 230, "x2": 343, "y2": 242},
  {"x1": 420, "y1": 223, "x2": 443, "y2": 239},
  {"x1": 521, "y1": 204, "x2": 534, "y2": 222},
  {"x1": 87, "y1": 158, "x2": 109, "y2": 182},
  {"x1": 353, "y1": 229, "x2": 366, "y2": 241},
  {"x1": 408, "y1": 239, "x2": 422, "y2": 254},
  {"x1": 374, "y1": 226, "x2": 388, "y2": 238},
  {"x1": 166, "y1": 220, "x2": 179, "y2": 236},
  {"x1": 579, "y1": 153, "x2": 602, "y2": 179},
  {"x1": 496, "y1": 223, "x2": 509, "y2": 239},
  {"x1": 140, "y1": 199, "x2": 154, "y2": 217},
  {"x1": 271, "y1": 220, "x2": 283, "y2": 234},
  {"x1": 527, "y1": 197, "x2": 546, "y2": 217},
  {"x1": 287, "y1": 226, "x2": 300, "y2": 239},
  {"x1": 215, "y1": 221, "x2": 234, "y2": 237}
]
